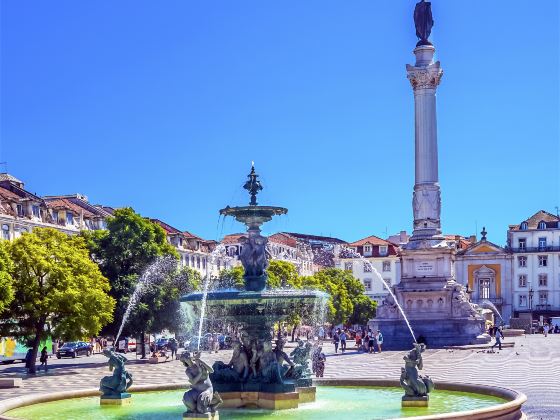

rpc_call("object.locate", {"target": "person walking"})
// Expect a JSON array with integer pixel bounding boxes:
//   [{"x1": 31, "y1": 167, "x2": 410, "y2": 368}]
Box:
[
  {"x1": 169, "y1": 338, "x2": 178, "y2": 360},
  {"x1": 333, "y1": 329, "x2": 340, "y2": 354},
  {"x1": 39, "y1": 347, "x2": 48, "y2": 372},
  {"x1": 367, "y1": 329, "x2": 375, "y2": 354},
  {"x1": 491, "y1": 327, "x2": 504, "y2": 351},
  {"x1": 376, "y1": 330, "x2": 384, "y2": 353},
  {"x1": 543, "y1": 324, "x2": 549, "y2": 337},
  {"x1": 340, "y1": 330, "x2": 347, "y2": 353},
  {"x1": 318, "y1": 326, "x2": 325, "y2": 343}
]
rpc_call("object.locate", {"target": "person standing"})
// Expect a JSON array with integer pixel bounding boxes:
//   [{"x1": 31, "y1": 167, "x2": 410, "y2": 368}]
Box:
[
  {"x1": 39, "y1": 347, "x2": 48, "y2": 372},
  {"x1": 491, "y1": 327, "x2": 504, "y2": 351},
  {"x1": 169, "y1": 338, "x2": 178, "y2": 360},
  {"x1": 340, "y1": 330, "x2": 347, "y2": 353},
  {"x1": 544, "y1": 324, "x2": 549, "y2": 337},
  {"x1": 333, "y1": 329, "x2": 340, "y2": 354},
  {"x1": 367, "y1": 329, "x2": 375, "y2": 354},
  {"x1": 376, "y1": 330, "x2": 384, "y2": 353},
  {"x1": 318, "y1": 326, "x2": 325, "y2": 343}
]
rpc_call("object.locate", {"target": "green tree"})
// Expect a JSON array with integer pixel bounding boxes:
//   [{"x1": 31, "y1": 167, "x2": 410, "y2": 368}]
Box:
[
  {"x1": 216, "y1": 266, "x2": 244, "y2": 289},
  {"x1": 82, "y1": 208, "x2": 180, "y2": 338},
  {"x1": 348, "y1": 294, "x2": 377, "y2": 325},
  {"x1": 267, "y1": 260, "x2": 302, "y2": 289},
  {"x1": 0, "y1": 228, "x2": 115, "y2": 373},
  {"x1": 0, "y1": 241, "x2": 14, "y2": 313}
]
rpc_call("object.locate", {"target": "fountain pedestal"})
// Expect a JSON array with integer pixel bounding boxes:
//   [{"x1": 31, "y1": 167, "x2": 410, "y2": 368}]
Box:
[
  {"x1": 402, "y1": 396, "x2": 429, "y2": 407},
  {"x1": 100, "y1": 393, "x2": 132, "y2": 406},
  {"x1": 183, "y1": 412, "x2": 219, "y2": 420}
]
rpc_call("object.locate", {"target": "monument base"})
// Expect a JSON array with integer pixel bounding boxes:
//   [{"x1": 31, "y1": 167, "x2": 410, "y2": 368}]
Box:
[
  {"x1": 375, "y1": 318, "x2": 489, "y2": 350},
  {"x1": 297, "y1": 386, "x2": 316, "y2": 403},
  {"x1": 183, "y1": 411, "x2": 219, "y2": 420},
  {"x1": 100, "y1": 393, "x2": 132, "y2": 405},
  {"x1": 402, "y1": 395, "x2": 429, "y2": 407},
  {"x1": 219, "y1": 391, "x2": 300, "y2": 410}
]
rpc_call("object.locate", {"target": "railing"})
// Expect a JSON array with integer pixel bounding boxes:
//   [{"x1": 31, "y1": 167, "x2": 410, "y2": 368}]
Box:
[
  {"x1": 508, "y1": 246, "x2": 560, "y2": 253},
  {"x1": 535, "y1": 304, "x2": 553, "y2": 311}
]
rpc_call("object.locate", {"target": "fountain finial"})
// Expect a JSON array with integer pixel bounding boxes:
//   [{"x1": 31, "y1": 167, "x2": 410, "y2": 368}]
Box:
[{"x1": 244, "y1": 163, "x2": 263, "y2": 206}]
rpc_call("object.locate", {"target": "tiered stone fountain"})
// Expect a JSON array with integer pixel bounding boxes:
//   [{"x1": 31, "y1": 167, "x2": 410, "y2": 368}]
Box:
[{"x1": 181, "y1": 164, "x2": 328, "y2": 411}]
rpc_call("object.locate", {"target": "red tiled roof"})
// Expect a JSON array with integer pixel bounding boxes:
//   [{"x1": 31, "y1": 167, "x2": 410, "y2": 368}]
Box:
[
  {"x1": 150, "y1": 219, "x2": 182, "y2": 234},
  {"x1": 348, "y1": 235, "x2": 392, "y2": 247},
  {"x1": 45, "y1": 198, "x2": 96, "y2": 217},
  {"x1": 184, "y1": 231, "x2": 204, "y2": 240},
  {"x1": 269, "y1": 232, "x2": 297, "y2": 248},
  {"x1": 221, "y1": 233, "x2": 246, "y2": 244},
  {"x1": 0, "y1": 186, "x2": 21, "y2": 202},
  {"x1": 281, "y1": 232, "x2": 346, "y2": 244},
  {"x1": 509, "y1": 210, "x2": 560, "y2": 230}
]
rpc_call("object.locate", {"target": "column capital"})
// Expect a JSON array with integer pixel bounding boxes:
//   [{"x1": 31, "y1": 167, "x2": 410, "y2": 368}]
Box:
[{"x1": 406, "y1": 62, "x2": 443, "y2": 90}]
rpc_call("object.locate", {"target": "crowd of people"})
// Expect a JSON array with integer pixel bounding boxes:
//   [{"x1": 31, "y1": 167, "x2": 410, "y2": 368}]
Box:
[{"x1": 330, "y1": 327, "x2": 384, "y2": 354}]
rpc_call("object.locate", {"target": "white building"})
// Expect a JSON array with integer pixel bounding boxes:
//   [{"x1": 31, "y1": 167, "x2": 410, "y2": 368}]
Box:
[
  {"x1": 508, "y1": 210, "x2": 560, "y2": 321},
  {"x1": 334, "y1": 235, "x2": 401, "y2": 305},
  {"x1": 0, "y1": 173, "x2": 110, "y2": 240}
]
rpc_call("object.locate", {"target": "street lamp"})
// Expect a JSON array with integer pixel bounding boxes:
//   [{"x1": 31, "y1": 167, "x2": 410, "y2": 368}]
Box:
[{"x1": 529, "y1": 287, "x2": 534, "y2": 334}]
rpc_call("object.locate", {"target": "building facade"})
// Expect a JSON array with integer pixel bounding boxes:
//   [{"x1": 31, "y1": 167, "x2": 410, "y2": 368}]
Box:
[
  {"x1": 508, "y1": 210, "x2": 560, "y2": 320},
  {"x1": 334, "y1": 235, "x2": 400, "y2": 305}
]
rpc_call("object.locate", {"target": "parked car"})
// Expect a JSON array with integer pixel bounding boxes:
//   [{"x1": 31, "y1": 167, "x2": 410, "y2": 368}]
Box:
[
  {"x1": 155, "y1": 338, "x2": 170, "y2": 350},
  {"x1": 217, "y1": 334, "x2": 232, "y2": 349},
  {"x1": 116, "y1": 337, "x2": 137, "y2": 353},
  {"x1": 56, "y1": 341, "x2": 92, "y2": 359}
]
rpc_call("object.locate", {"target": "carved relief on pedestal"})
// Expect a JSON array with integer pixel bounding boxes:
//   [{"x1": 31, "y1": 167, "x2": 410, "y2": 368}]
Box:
[
  {"x1": 412, "y1": 187, "x2": 441, "y2": 225},
  {"x1": 406, "y1": 62, "x2": 443, "y2": 90}
]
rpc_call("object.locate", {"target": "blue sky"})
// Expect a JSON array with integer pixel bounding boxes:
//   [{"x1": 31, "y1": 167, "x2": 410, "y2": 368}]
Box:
[{"x1": 1, "y1": 1, "x2": 558, "y2": 245}]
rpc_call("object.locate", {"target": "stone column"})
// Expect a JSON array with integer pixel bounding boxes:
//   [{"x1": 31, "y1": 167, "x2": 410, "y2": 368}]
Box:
[{"x1": 406, "y1": 45, "x2": 443, "y2": 240}]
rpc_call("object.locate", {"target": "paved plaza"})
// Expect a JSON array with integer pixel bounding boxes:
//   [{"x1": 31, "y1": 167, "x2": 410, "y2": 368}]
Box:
[{"x1": 0, "y1": 335, "x2": 558, "y2": 419}]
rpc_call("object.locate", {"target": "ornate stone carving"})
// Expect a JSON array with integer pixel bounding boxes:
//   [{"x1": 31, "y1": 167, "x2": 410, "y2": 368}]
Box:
[
  {"x1": 412, "y1": 187, "x2": 441, "y2": 224},
  {"x1": 406, "y1": 62, "x2": 443, "y2": 90}
]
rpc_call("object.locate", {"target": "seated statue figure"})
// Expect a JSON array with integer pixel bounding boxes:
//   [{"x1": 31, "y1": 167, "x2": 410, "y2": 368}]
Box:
[
  {"x1": 99, "y1": 349, "x2": 133, "y2": 397},
  {"x1": 182, "y1": 352, "x2": 222, "y2": 414},
  {"x1": 287, "y1": 339, "x2": 312, "y2": 379},
  {"x1": 257, "y1": 341, "x2": 284, "y2": 384},
  {"x1": 400, "y1": 343, "x2": 434, "y2": 398},
  {"x1": 211, "y1": 340, "x2": 249, "y2": 383}
]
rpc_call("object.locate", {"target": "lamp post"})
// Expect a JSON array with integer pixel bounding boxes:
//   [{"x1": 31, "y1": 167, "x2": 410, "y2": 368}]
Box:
[{"x1": 529, "y1": 287, "x2": 534, "y2": 334}]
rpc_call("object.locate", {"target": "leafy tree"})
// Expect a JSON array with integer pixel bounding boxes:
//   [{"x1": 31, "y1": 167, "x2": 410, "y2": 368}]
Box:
[
  {"x1": 0, "y1": 228, "x2": 115, "y2": 373},
  {"x1": 82, "y1": 208, "x2": 179, "y2": 338},
  {"x1": 348, "y1": 294, "x2": 377, "y2": 325},
  {"x1": 267, "y1": 260, "x2": 302, "y2": 289},
  {"x1": 216, "y1": 266, "x2": 244, "y2": 289},
  {"x1": 0, "y1": 241, "x2": 14, "y2": 313}
]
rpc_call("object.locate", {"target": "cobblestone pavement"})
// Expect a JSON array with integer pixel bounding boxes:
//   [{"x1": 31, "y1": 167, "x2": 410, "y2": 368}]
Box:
[{"x1": 0, "y1": 335, "x2": 559, "y2": 419}]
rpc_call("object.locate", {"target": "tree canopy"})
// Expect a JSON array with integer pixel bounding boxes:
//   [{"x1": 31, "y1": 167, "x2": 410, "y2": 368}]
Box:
[
  {"x1": 82, "y1": 208, "x2": 193, "y2": 338},
  {"x1": 0, "y1": 228, "x2": 115, "y2": 373},
  {"x1": 0, "y1": 241, "x2": 14, "y2": 314}
]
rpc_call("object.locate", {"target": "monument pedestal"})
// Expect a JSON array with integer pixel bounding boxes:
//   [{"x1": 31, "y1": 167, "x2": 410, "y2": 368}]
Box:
[
  {"x1": 100, "y1": 393, "x2": 132, "y2": 405},
  {"x1": 402, "y1": 395, "x2": 429, "y2": 407}
]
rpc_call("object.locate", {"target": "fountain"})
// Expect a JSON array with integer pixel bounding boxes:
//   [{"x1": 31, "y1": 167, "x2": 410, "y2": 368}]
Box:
[{"x1": 182, "y1": 164, "x2": 328, "y2": 411}]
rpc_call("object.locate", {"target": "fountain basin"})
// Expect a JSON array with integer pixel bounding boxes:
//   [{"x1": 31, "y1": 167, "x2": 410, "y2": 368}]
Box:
[
  {"x1": 219, "y1": 206, "x2": 287, "y2": 227},
  {"x1": 0, "y1": 381, "x2": 526, "y2": 420}
]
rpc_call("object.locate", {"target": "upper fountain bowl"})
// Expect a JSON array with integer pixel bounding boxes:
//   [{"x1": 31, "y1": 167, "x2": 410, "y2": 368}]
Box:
[{"x1": 220, "y1": 205, "x2": 287, "y2": 228}]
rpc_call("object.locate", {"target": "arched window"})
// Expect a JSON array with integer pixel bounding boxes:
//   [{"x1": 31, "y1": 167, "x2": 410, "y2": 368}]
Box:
[
  {"x1": 520, "y1": 222, "x2": 528, "y2": 230},
  {"x1": 538, "y1": 221, "x2": 546, "y2": 230},
  {"x1": 1, "y1": 224, "x2": 9, "y2": 240}
]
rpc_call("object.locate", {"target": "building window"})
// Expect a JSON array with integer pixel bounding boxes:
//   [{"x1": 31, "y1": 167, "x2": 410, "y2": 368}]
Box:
[
  {"x1": 379, "y1": 245, "x2": 388, "y2": 256},
  {"x1": 197, "y1": 257, "x2": 201, "y2": 268},
  {"x1": 203, "y1": 258, "x2": 207, "y2": 269},
  {"x1": 538, "y1": 274, "x2": 548, "y2": 287},
  {"x1": 52, "y1": 211, "x2": 58, "y2": 223},
  {"x1": 344, "y1": 262, "x2": 353, "y2": 271},
  {"x1": 518, "y1": 275, "x2": 527, "y2": 287},
  {"x1": 32, "y1": 205, "x2": 40, "y2": 218},
  {"x1": 382, "y1": 261, "x2": 391, "y2": 272},
  {"x1": 538, "y1": 255, "x2": 548, "y2": 267},
  {"x1": 191, "y1": 256, "x2": 195, "y2": 266},
  {"x1": 1, "y1": 224, "x2": 9, "y2": 240},
  {"x1": 518, "y1": 256, "x2": 527, "y2": 267},
  {"x1": 519, "y1": 295, "x2": 527, "y2": 307},
  {"x1": 16, "y1": 204, "x2": 24, "y2": 217},
  {"x1": 479, "y1": 278, "x2": 490, "y2": 299},
  {"x1": 538, "y1": 221, "x2": 546, "y2": 230},
  {"x1": 518, "y1": 238, "x2": 526, "y2": 250},
  {"x1": 363, "y1": 262, "x2": 372, "y2": 273},
  {"x1": 363, "y1": 245, "x2": 372, "y2": 255},
  {"x1": 66, "y1": 212, "x2": 74, "y2": 225},
  {"x1": 539, "y1": 292, "x2": 548, "y2": 305},
  {"x1": 383, "y1": 278, "x2": 391, "y2": 290},
  {"x1": 520, "y1": 222, "x2": 528, "y2": 230},
  {"x1": 227, "y1": 247, "x2": 236, "y2": 257},
  {"x1": 364, "y1": 279, "x2": 372, "y2": 290},
  {"x1": 538, "y1": 237, "x2": 547, "y2": 250}
]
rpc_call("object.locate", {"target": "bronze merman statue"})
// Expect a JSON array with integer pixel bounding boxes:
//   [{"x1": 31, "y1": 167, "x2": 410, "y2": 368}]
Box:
[
  {"x1": 414, "y1": 0, "x2": 434, "y2": 46},
  {"x1": 400, "y1": 343, "x2": 434, "y2": 398},
  {"x1": 99, "y1": 349, "x2": 133, "y2": 397},
  {"x1": 181, "y1": 352, "x2": 222, "y2": 414}
]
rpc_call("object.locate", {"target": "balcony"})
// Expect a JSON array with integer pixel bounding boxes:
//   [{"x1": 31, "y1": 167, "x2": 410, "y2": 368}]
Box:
[
  {"x1": 535, "y1": 304, "x2": 553, "y2": 311},
  {"x1": 508, "y1": 246, "x2": 560, "y2": 253}
]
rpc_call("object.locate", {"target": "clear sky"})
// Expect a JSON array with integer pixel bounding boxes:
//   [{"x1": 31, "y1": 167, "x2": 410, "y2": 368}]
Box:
[{"x1": 1, "y1": 1, "x2": 558, "y2": 245}]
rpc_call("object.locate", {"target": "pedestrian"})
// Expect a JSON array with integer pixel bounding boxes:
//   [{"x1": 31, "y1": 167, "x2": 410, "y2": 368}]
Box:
[
  {"x1": 376, "y1": 330, "x2": 383, "y2": 353},
  {"x1": 333, "y1": 329, "x2": 340, "y2": 354},
  {"x1": 52, "y1": 339, "x2": 59, "y2": 355},
  {"x1": 543, "y1": 324, "x2": 549, "y2": 337},
  {"x1": 40, "y1": 346, "x2": 48, "y2": 372},
  {"x1": 367, "y1": 329, "x2": 375, "y2": 354},
  {"x1": 491, "y1": 327, "x2": 504, "y2": 351},
  {"x1": 25, "y1": 348, "x2": 33, "y2": 374},
  {"x1": 312, "y1": 347, "x2": 326, "y2": 378},
  {"x1": 169, "y1": 338, "x2": 178, "y2": 360},
  {"x1": 340, "y1": 330, "x2": 347, "y2": 353},
  {"x1": 318, "y1": 326, "x2": 325, "y2": 343}
]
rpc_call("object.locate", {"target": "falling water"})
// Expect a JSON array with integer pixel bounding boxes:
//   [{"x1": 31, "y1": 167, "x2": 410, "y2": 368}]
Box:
[
  {"x1": 480, "y1": 300, "x2": 504, "y2": 325},
  {"x1": 338, "y1": 246, "x2": 417, "y2": 344},
  {"x1": 114, "y1": 255, "x2": 178, "y2": 345},
  {"x1": 195, "y1": 244, "x2": 229, "y2": 350}
]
